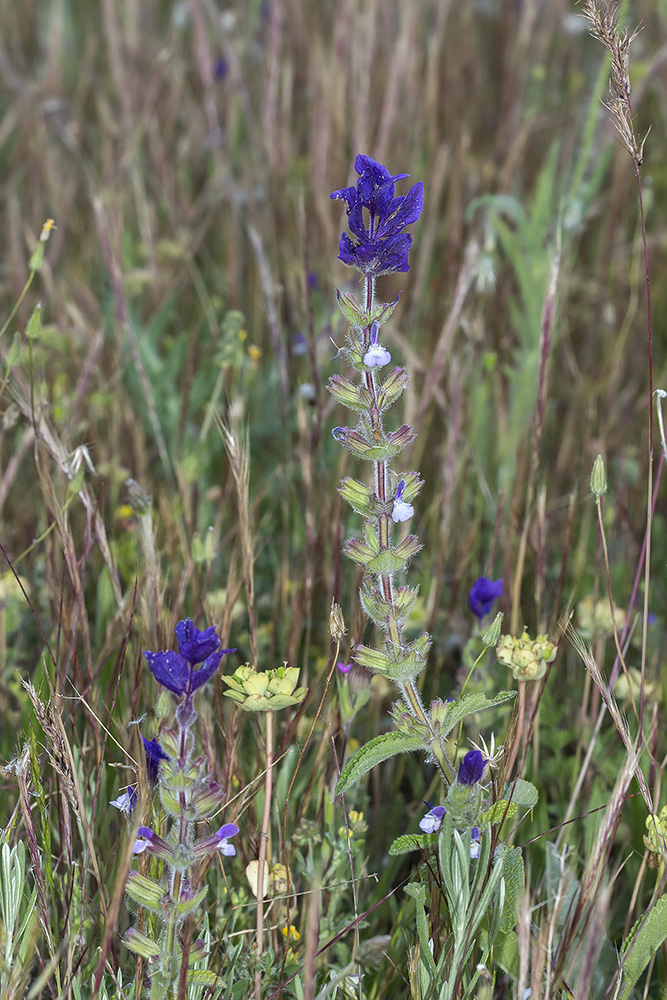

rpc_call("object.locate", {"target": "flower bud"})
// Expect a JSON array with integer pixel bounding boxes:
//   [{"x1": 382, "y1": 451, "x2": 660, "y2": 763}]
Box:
[
  {"x1": 329, "y1": 601, "x2": 346, "y2": 640},
  {"x1": 481, "y1": 612, "x2": 503, "y2": 648},
  {"x1": 590, "y1": 454, "x2": 607, "y2": 498}
]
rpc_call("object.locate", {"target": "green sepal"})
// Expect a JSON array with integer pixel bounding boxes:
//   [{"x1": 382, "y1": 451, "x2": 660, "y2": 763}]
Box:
[
  {"x1": 122, "y1": 927, "x2": 161, "y2": 960},
  {"x1": 371, "y1": 294, "x2": 400, "y2": 326},
  {"x1": 338, "y1": 478, "x2": 374, "y2": 516},
  {"x1": 365, "y1": 549, "x2": 410, "y2": 574},
  {"x1": 161, "y1": 761, "x2": 198, "y2": 791},
  {"x1": 157, "y1": 728, "x2": 179, "y2": 758},
  {"x1": 480, "y1": 800, "x2": 518, "y2": 825},
  {"x1": 327, "y1": 374, "x2": 371, "y2": 412},
  {"x1": 364, "y1": 535, "x2": 421, "y2": 575},
  {"x1": 29, "y1": 245, "x2": 45, "y2": 272},
  {"x1": 176, "y1": 885, "x2": 208, "y2": 916},
  {"x1": 350, "y1": 644, "x2": 390, "y2": 676},
  {"x1": 359, "y1": 582, "x2": 419, "y2": 626},
  {"x1": 389, "y1": 833, "x2": 438, "y2": 856},
  {"x1": 159, "y1": 784, "x2": 182, "y2": 817},
  {"x1": 191, "y1": 782, "x2": 225, "y2": 819},
  {"x1": 344, "y1": 528, "x2": 380, "y2": 566},
  {"x1": 26, "y1": 304, "x2": 42, "y2": 341},
  {"x1": 393, "y1": 534, "x2": 422, "y2": 561},
  {"x1": 503, "y1": 778, "x2": 539, "y2": 810},
  {"x1": 376, "y1": 367, "x2": 409, "y2": 411},
  {"x1": 384, "y1": 632, "x2": 431, "y2": 682},
  {"x1": 125, "y1": 872, "x2": 166, "y2": 912},
  {"x1": 336, "y1": 731, "x2": 424, "y2": 794},
  {"x1": 336, "y1": 289, "x2": 367, "y2": 328},
  {"x1": 187, "y1": 940, "x2": 208, "y2": 966}
]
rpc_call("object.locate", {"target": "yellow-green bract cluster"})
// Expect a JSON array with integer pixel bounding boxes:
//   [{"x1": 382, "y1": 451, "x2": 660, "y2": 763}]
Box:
[
  {"x1": 496, "y1": 630, "x2": 557, "y2": 681},
  {"x1": 221, "y1": 663, "x2": 306, "y2": 712}
]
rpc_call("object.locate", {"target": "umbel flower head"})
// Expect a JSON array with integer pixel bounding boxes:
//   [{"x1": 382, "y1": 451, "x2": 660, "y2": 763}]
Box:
[
  {"x1": 330, "y1": 154, "x2": 423, "y2": 276},
  {"x1": 496, "y1": 629, "x2": 557, "y2": 682},
  {"x1": 143, "y1": 619, "x2": 235, "y2": 698},
  {"x1": 221, "y1": 662, "x2": 306, "y2": 712}
]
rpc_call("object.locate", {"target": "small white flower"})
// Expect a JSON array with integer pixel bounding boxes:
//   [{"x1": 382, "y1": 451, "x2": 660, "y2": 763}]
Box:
[
  {"x1": 363, "y1": 343, "x2": 391, "y2": 368},
  {"x1": 419, "y1": 806, "x2": 445, "y2": 834}
]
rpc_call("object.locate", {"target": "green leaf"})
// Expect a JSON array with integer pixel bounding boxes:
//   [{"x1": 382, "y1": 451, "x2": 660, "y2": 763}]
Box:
[
  {"x1": 389, "y1": 833, "x2": 438, "y2": 856},
  {"x1": 619, "y1": 892, "x2": 667, "y2": 1000},
  {"x1": 336, "y1": 732, "x2": 424, "y2": 794},
  {"x1": 495, "y1": 845, "x2": 525, "y2": 934},
  {"x1": 439, "y1": 690, "x2": 516, "y2": 739},
  {"x1": 481, "y1": 800, "x2": 518, "y2": 825},
  {"x1": 494, "y1": 929, "x2": 520, "y2": 979},
  {"x1": 187, "y1": 970, "x2": 226, "y2": 987},
  {"x1": 504, "y1": 778, "x2": 539, "y2": 810}
]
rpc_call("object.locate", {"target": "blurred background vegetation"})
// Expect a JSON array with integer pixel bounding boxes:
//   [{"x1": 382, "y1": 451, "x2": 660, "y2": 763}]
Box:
[{"x1": 1, "y1": 0, "x2": 667, "y2": 994}]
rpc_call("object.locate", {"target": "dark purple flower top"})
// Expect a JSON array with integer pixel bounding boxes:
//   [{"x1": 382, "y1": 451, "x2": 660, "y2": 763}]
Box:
[
  {"x1": 143, "y1": 619, "x2": 235, "y2": 697},
  {"x1": 468, "y1": 577, "x2": 503, "y2": 620},
  {"x1": 330, "y1": 154, "x2": 423, "y2": 276},
  {"x1": 457, "y1": 749, "x2": 486, "y2": 786}
]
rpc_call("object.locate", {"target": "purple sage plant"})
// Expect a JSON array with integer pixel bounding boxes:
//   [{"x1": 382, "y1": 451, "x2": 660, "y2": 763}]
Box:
[
  {"x1": 119, "y1": 619, "x2": 238, "y2": 994},
  {"x1": 330, "y1": 157, "x2": 517, "y2": 805}
]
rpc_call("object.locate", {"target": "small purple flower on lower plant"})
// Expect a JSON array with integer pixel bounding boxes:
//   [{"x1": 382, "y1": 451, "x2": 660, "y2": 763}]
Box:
[
  {"x1": 457, "y1": 749, "x2": 487, "y2": 786},
  {"x1": 337, "y1": 661, "x2": 353, "y2": 674},
  {"x1": 142, "y1": 736, "x2": 170, "y2": 785},
  {"x1": 392, "y1": 479, "x2": 414, "y2": 523},
  {"x1": 110, "y1": 787, "x2": 137, "y2": 815},
  {"x1": 143, "y1": 619, "x2": 235, "y2": 698},
  {"x1": 363, "y1": 321, "x2": 391, "y2": 368},
  {"x1": 194, "y1": 823, "x2": 240, "y2": 858},
  {"x1": 468, "y1": 577, "x2": 503, "y2": 620},
  {"x1": 330, "y1": 154, "x2": 423, "y2": 276},
  {"x1": 470, "y1": 826, "x2": 481, "y2": 859},
  {"x1": 419, "y1": 804, "x2": 446, "y2": 834},
  {"x1": 132, "y1": 826, "x2": 170, "y2": 859}
]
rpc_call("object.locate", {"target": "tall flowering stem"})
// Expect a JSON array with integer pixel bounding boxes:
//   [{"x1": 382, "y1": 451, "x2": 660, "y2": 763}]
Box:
[{"x1": 329, "y1": 156, "x2": 453, "y2": 782}]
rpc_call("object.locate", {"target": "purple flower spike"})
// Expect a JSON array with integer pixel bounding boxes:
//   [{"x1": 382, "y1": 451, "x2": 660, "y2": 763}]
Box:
[
  {"x1": 143, "y1": 618, "x2": 236, "y2": 697},
  {"x1": 457, "y1": 750, "x2": 486, "y2": 786},
  {"x1": 468, "y1": 577, "x2": 503, "y2": 620},
  {"x1": 331, "y1": 155, "x2": 423, "y2": 276},
  {"x1": 392, "y1": 479, "x2": 414, "y2": 523},
  {"x1": 419, "y1": 805, "x2": 446, "y2": 834}
]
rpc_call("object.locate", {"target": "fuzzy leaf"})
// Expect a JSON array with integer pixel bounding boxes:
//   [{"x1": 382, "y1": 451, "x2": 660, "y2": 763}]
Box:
[
  {"x1": 389, "y1": 833, "x2": 438, "y2": 856},
  {"x1": 495, "y1": 845, "x2": 525, "y2": 934},
  {"x1": 504, "y1": 778, "x2": 539, "y2": 810},
  {"x1": 336, "y1": 732, "x2": 424, "y2": 794},
  {"x1": 438, "y1": 690, "x2": 516, "y2": 738},
  {"x1": 481, "y1": 800, "x2": 518, "y2": 825},
  {"x1": 494, "y1": 929, "x2": 520, "y2": 979},
  {"x1": 619, "y1": 893, "x2": 667, "y2": 1000}
]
